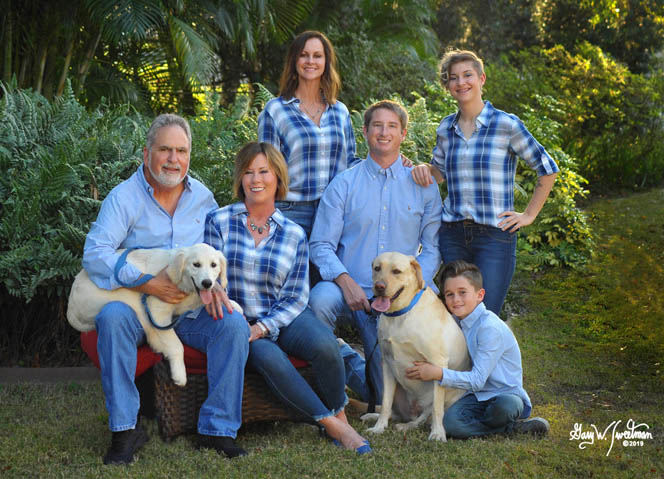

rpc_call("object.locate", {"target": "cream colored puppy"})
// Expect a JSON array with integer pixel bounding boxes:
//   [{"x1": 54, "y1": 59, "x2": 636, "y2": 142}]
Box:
[
  {"x1": 363, "y1": 252, "x2": 470, "y2": 441},
  {"x1": 67, "y1": 243, "x2": 241, "y2": 386}
]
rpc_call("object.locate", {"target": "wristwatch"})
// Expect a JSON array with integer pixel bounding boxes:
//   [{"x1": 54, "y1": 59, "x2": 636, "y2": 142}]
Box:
[{"x1": 257, "y1": 322, "x2": 269, "y2": 337}]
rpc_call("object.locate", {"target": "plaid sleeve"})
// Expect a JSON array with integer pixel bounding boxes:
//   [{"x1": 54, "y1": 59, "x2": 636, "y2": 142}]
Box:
[
  {"x1": 344, "y1": 110, "x2": 361, "y2": 167},
  {"x1": 509, "y1": 117, "x2": 559, "y2": 176},
  {"x1": 258, "y1": 107, "x2": 280, "y2": 148},
  {"x1": 204, "y1": 209, "x2": 226, "y2": 254},
  {"x1": 262, "y1": 232, "x2": 309, "y2": 332}
]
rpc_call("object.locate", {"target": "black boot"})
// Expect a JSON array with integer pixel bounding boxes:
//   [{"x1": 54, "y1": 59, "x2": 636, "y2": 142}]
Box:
[
  {"x1": 197, "y1": 434, "x2": 248, "y2": 458},
  {"x1": 103, "y1": 418, "x2": 149, "y2": 465}
]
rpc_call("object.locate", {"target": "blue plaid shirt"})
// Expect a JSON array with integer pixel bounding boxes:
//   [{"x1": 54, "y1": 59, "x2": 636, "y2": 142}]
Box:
[
  {"x1": 204, "y1": 203, "x2": 309, "y2": 340},
  {"x1": 258, "y1": 96, "x2": 360, "y2": 202},
  {"x1": 432, "y1": 101, "x2": 559, "y2": 228}
]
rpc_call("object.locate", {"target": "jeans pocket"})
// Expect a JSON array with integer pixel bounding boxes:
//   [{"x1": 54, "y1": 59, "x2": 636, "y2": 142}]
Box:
[{"x1": 485, "y1": 225, "x2": 517, "y2": 244}]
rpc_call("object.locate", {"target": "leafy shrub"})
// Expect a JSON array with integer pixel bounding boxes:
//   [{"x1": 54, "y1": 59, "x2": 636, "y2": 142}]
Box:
[
  {"x1": 0, "y1": 83, "x2": 254, "y2": 365},
  {"x1": 485, "y1": 44, "x2": 664, "y2": 191}
]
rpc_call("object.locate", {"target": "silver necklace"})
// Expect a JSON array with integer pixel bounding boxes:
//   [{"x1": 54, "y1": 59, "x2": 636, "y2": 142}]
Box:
[
  {"x1": 300, "y1": 101, "x2": 322, "y2": 120},
  {"x1": 249, "y1": 217, "x2": 270, "y2": 234}
]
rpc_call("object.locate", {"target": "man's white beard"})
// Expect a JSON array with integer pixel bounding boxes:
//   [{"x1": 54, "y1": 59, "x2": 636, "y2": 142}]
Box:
[{"x1": 148, "y1": 160, "x2": 187, "y2": 188}]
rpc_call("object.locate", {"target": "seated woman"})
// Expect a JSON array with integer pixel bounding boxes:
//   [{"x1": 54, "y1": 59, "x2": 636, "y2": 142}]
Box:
[{"x1": 204, "y1": 141, "x2": 370, "y2": 454}]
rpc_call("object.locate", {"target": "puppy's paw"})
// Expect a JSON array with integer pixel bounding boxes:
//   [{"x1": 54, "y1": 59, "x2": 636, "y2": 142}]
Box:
[
  {"x1": 171, "y1": 364, "x2": 188, "y2": 387},
  {"x1": 428, "y1": 430, "x2": 448, "y2": 442},
  {"x1": 360, "y1": 412, "x2": 379, "y2": 423}
]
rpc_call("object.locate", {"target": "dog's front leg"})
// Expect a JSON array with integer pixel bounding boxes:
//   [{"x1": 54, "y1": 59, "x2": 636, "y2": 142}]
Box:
[
  {"x1": 365, "y1": 360, "x2": 397, "y2": 434},
  {"x1": 144, "y1": 324, "x2": 187, "y2": 387},
  {"x1": 429, "y1": 382, "x2": 447, "y2": 441}
]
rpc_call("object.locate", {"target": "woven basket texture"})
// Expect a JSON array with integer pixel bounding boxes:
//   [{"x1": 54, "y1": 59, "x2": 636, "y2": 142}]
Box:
[{"x1": 153, "y1": 360, "x2": 319, "y2": 441}]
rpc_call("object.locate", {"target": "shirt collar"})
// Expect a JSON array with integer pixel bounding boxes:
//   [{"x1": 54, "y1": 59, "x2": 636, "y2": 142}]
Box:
[
  {"x1": 365, "y1": 154, "x2": 404, "y2": 179},
  {"x1": 138, "y1": 164, "x2": 192, "y2": 193},
  {"x1": 449, "y1": 101, "x2": 494, "y2": 130},
  {"x1": 457, "y1": 301, "x2": 487, "y2": 331}
]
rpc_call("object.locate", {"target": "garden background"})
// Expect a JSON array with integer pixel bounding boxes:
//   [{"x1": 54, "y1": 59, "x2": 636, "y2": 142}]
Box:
[{"x1": 0, "y1": 1, "x2": 663, "y2": 477}]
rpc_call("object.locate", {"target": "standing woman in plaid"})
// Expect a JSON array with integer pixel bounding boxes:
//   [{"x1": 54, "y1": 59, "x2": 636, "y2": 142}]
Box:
[
  {"x1": 257, "y1": 31, "x2": 358, "y2": 236},
  {"x1": 205, "y1": 142, "x2": 371, "y2": 454},
  {"x1": 412, "y1": 50, "x2": 559, "y2": 315}
]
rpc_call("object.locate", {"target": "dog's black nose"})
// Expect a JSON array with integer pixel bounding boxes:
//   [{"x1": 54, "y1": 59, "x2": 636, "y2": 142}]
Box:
[
  {"x1": 374, "y1": 282, "x2": 386, "y2": 294},
  {"x1": 202, "y1": 279, "x2": 213, "y2": 289}
]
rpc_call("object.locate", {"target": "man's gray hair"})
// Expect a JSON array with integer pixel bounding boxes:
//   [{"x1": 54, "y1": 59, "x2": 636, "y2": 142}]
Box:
[{"x1": 146, "y1": 114, "x2": 192, "y2": 151}]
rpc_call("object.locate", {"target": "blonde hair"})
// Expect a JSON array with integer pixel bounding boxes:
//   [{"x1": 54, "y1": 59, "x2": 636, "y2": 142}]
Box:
[
  {"x1": 233, "y1": 142, "x2": 289, "y2": 202},
  {"x1": 439, "y1": 49, "x2": 484, "y2": 87},
  {"x1": 278, "y1": 30, "x2": 341, "y2": 104}
]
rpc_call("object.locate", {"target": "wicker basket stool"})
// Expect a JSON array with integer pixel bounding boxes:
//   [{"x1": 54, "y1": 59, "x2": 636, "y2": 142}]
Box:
[{"x1": 153, "y1": 359, "x2": 320, "y2": 441}]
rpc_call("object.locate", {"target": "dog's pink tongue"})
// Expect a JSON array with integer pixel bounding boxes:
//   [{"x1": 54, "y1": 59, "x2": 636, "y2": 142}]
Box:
[
  {"x1": 371, "y1": 296, "x2": 391, "y2": 313},
  {"x1": 199, "y1": 289, "x2": 213, "y2": 305}
]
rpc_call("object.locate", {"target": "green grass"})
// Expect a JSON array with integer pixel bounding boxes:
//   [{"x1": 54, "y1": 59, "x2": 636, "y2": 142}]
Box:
[{"x1": 1, "y1": 190, "x2": 663, "y2": 478}]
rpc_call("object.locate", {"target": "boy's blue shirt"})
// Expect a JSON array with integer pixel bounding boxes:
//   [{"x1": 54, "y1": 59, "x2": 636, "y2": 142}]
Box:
[{"x1": 440, "y1": 301, "x2": 532, "y2": 418}]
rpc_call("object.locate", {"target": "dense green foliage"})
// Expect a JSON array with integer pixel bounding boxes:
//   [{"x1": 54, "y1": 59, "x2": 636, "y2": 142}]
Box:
[{"x1": 486, "y1": 44, "x2": 664, "y2": 191}]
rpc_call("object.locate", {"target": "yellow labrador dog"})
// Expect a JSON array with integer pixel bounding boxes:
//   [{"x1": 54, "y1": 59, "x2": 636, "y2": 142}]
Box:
[
  {"x1": 363, "y1": 252, "x2": 470, "y2": 441},
  {"x1": 67, "y1": 243, "x2": 241, "y2": 387}
]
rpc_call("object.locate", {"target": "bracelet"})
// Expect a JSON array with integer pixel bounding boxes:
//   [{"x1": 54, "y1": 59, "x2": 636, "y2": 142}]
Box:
[{"x1": 257, "y1": 322, "x2": 269, "y2": 337}]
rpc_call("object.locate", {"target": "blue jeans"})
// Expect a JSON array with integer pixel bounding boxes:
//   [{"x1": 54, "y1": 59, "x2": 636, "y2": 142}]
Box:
[
  {"x1": 247, "y1": 307, "x2": 347, "y2": 421},
  {"x1": 443, "y1": 393, "x2": 524, "y2": 439},
  {"x1": 275, "y1": 200, "x2": 318, "y2": 238},
  {"x1": 309, "y1": 281, "x2": 382, "y2": 404},
  {"x1": 439, "y1": 221, "x2": 517, "y2": 315},
  {"x1": 95, "y1": 302, "x2": 250, "y2": 436}
]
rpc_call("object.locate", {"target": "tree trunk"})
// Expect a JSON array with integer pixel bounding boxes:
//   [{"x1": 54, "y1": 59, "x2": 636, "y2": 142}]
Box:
[
  {"x1": 34, "y1": 42, "x2": 48, "y2": 94},
  {"x1": 56, "y1": 34, "x2": 76, "y2": 97},
  {"x1": 2, "y1": 6, "x2": 12, "y2": 84},
  {"x1": 76, "y1": 28, "x2": 101, "y2": 94}
]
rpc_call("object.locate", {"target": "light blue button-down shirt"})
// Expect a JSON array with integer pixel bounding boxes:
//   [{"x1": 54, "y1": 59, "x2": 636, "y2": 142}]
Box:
[
  {"x1": 309, "y1": 155, "x2": 442, "y2": 297},
  {"x1": 440, "y1": 302, "x2": 532, "y2": 418},
  {"x1": 82, "y1": 165, "x2": 218, "y2": 290}
]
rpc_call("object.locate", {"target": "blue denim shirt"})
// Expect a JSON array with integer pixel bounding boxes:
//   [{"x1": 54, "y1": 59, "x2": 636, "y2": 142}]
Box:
[
  {"x1": 82, "y1": 165, "x2": 218, "y2": 290},
  {"x1": 440, "y1": 302, "x2": 532, "y2": 418},
  {"x1": 310, "y1": 155, "x2": 442, "y2": 297}
]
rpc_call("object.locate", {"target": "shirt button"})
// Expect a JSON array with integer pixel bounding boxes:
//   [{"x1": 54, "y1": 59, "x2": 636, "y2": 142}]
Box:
[
  {"x1": 381, "y1": 226, "x2": 385, "y2": 230},
  {"x1": 380, "y1": 245, "x2": 384, "y2": 249}
]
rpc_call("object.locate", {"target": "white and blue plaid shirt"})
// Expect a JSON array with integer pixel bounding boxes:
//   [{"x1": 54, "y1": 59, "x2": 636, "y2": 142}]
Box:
[
  {"x1": 258, "y1": 96, "x2": 360, "y2": 202},
  {"x1": 204, "y1": 203, "x2": 309, "y2": 339},
  {"x1": 432, "y1": 101, "x2": 559, "y2": 228}
]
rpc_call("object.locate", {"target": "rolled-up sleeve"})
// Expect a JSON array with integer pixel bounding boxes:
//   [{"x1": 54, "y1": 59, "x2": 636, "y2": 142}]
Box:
[{"x1": 416, "y1": 185, "x2": 443, "y2": 290}]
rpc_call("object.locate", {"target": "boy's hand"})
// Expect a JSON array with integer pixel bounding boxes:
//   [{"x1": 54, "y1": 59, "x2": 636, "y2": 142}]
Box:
[{"x1": 405, "y1": 361, "x2": 443, "y2": 381}]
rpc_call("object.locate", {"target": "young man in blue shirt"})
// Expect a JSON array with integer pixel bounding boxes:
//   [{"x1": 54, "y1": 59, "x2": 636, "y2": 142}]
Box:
[
  {"x1": 406, "y1": 259, "x2": 549, "y2": 438},
  {"x1": 309, "y1": 100, "x2": 442, "y2": 405}
]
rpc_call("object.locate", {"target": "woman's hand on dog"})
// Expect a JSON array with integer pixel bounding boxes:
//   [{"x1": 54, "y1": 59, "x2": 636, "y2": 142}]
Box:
[
  {"x1": 405, "y1": 361, "x2": 443, "y2": 382},
  {"x1": 205, "y1": 283, "x2": 235, "y2": 320},
  {"x1": 134, "y1": 269, "x2": 186, "y2": 304}
]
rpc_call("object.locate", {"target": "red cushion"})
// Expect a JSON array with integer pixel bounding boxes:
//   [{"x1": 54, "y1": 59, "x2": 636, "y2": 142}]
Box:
[{"x1": 80, "y1": 331, "x2": 309, "y2": 376}]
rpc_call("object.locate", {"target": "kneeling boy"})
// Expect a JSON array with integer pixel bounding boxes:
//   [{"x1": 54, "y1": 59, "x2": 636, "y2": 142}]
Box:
[{"x1": 405, "y1": 259, "x2": 549, "y2": 438}]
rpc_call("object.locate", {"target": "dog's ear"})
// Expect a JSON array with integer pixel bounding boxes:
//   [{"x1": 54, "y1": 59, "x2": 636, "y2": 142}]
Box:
[
  {"x1": 166, "y1": 251, "x2": 186, "y2": 285},
  {"x1": 410, "y1": 257, "x2": 425, "y2": 290},
  {"x1": 217, "y1": 251, "x2": 228, "y2": 289}
]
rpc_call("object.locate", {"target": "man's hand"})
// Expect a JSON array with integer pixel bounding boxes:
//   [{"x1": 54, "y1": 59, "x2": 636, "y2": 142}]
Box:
[
  {"x1": 205, "y1": 283, "x2": 235, "y2": 320},
  {"x1": 334, "y1": 273, "x2": 371, "y2": 313},
  {"x1": 405, "y1": 361, "x2": 443, "y2": 382},
  {"x1": 133, "y1": 269, "x2": 186, "y2": 304}
]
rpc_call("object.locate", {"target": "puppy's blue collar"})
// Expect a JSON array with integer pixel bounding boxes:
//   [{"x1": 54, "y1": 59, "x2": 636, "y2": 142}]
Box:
[{"x1": 382, "y1": 289, "x2": 425, "y2": 317}]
